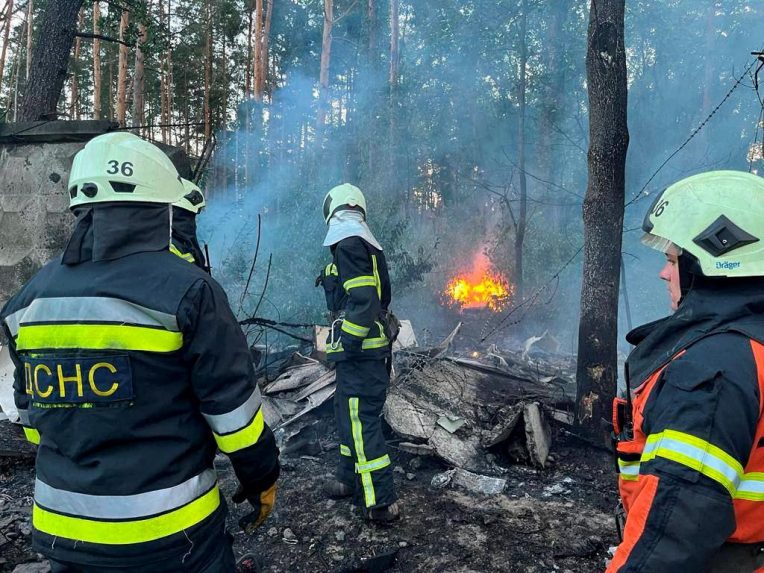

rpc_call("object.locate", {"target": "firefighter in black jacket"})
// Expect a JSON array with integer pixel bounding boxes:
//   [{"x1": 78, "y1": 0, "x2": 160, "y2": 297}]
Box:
[
  {"x1": 1, "y1": 132, "x2": 279, "y2": 572},
  {"x1": 171, "y1": 178, "x2": 208, "y2": 272},
  {"x1": 317, "y1": 184, "x2": 399, "y2": 522},
  {"x1": 609, "y1": 171, "x2": 764, "y2": 572}
]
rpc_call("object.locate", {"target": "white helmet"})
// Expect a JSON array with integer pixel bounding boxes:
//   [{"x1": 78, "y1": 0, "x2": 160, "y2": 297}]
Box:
[
  {"x1": 642, "y1": 170, "x2": 764, "y2": 277},
  {"x1": 323, "y1": 183, "x2": 367, "y2": 224},
  {"x1": 68, "y1": 132, "x2": 185, "y2": 209},
  {"x1": 174, "y1": 179, "x2": 206, "y2": 214}
]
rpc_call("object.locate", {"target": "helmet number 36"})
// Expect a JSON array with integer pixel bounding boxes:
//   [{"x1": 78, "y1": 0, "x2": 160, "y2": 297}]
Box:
[{"x1": 107, "y1": 160, "x2": 134, "y2": 177}]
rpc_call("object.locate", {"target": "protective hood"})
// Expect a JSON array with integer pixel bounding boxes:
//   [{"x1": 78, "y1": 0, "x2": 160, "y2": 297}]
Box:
[
  {"x1": 62, "y1": 203, "x2": 173, "y2": 265},
  {"x1": 625, "y1": 276, "x2": 764, "y2": 386},
  {"x1": 172, "y1": 206, "x2": 207, "y2": 271},
  {"x1": 323, "y1": 210, "x2": 383, "y2": 250}
]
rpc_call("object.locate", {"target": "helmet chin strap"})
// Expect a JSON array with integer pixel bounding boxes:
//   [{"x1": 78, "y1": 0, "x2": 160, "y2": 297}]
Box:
[
  {"x1": 168, "y1": 204, "x2": 174, "y2": 247},
  {"x1": 677, "y1": 252, "x2": 704, "y2": 307}
]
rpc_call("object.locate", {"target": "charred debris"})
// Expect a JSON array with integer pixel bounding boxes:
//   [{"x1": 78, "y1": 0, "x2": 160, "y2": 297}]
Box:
[{"x1": 257, "y1": 321, "x2": 577, "y2": 497}]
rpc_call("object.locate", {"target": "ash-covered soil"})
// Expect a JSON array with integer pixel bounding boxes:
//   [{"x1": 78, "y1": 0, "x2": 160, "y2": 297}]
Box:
[{"x1": 1, "y1": 423, "x2": 618, "y2": 573}]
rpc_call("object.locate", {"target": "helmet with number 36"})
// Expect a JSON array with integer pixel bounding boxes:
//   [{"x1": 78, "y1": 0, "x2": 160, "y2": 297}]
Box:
[
  {"x1": 68, "y1": 132, "x2": 185, "y2": 209},
  {"x1": 641, "y1": 170, "x2": 764, "y2": 278}
]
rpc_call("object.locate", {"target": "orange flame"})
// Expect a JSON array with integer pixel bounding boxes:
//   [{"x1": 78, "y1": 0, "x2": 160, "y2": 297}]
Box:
[{"x1": 444, "y1": 252, "x2": 512, "y2": 312}]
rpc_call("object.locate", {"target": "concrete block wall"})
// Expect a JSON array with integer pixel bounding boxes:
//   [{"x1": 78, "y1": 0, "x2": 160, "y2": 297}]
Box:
[
  {"x1": 0, "y1": 141, "x2": 81, "y2": 307},
  {"x1": 0, "y1": 121, "x2": 194, "y2": 310}
]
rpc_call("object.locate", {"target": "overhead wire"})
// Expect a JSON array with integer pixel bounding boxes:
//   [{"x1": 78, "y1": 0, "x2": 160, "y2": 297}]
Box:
[
  {"x1": 624, "y1": 57, "x2": 760, "y2": 209},
  {"x1": 483, "y1": 50, "x2": 763, "y2": 341}
]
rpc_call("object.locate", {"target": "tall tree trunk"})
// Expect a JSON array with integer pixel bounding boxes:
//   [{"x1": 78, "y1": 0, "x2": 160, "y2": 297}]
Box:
[
  {"x1": 253, "y1": 0, "x2": 264, "y2": 102},
  {"x1": 116, "y1": 9, "x2": 128, "y2": 126},
  {"x1": 11, "y1": 26, "x2": 22, "y2": 119},
  {"x1": 132, "y1": 17, "x2": 147, "y2": 128},
  {"x1": 92, "y1": 0, "x2": 102, "y2": 119},
  {"x1": 159, "y1": 0, "x2": 167, "y2": 141},
  {"x1": 245, "y1": 4, "x2": 253, "y2": 95},
  {"x1": 514, "y1": 0, "x2": 528, "y2": 299},
  {"x1": 107, "y1": 46, "x2": 113, "y2": 118},
  {"x1": 389, "y1": 0, "x2": 399, "y2": 88},
  {"x1": 576, "y1": 0, "x2": 629, "y2": 437},
  {"x1": 317, "y1": 0, "x2": 333, "y2": 136},
  {"x1": 538, "y1": 1, "x2": 570, "y2": 229},
  {"x1": 0, "y1": 0, "x2": 15, "y2": 100},
  {"x1": 389, "y1": 0, "x2": 401, "y2": 207},
  {"x1": 203, "y1": 0, "x2": 212, "y2": 140},
  {"x1": 69, "y1": 7, "x2": 84, "y2": 119},
  {"x1": 18, "y1": 0, "x2": 84, "y2": 121},
  {"x1": 260, "y1": 0, "x2": 272, "y2": 100},
  {"x1": 221, "y1": 35, "x2": 228, "y2": 130},
  {"x1": 166, "y1": 0, "x2": 174, "y2": 144},
  {"x1": 25, "y1": 0, "x2": 33, "y2": 81},
  {"x1": 364, "y1": 0, "x2": 379, "y2": 176}
]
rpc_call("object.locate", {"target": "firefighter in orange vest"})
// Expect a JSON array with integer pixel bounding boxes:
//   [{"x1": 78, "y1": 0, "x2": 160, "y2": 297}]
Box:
[{"x1": 609, "y1": 171, "x2": 764, "y2": 572}]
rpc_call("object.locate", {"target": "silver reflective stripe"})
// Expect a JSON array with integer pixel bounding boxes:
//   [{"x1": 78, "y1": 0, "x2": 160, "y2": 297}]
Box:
[
  {"x1": 618, "y1": 460, "x2": 640, "y2": 477},
  {"x1": 202, "y1": 387, "x2": 263, "y2": 435},
  {"x1": 34, "y1": 468, "x2": 217, "y2": 520},
  {"x1": 17, "y1": 408, "x2": 31, "y2": 426},
  {"x1": 737, "y1": 478, "x2": 764, "y2": 495},
  {"x1": 5, "y1": 297, "x2": 179, "y2": 336}
]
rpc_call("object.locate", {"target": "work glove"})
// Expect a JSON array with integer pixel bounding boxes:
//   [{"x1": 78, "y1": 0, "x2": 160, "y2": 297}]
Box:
[{"x1": 232, "y1": 482, "x2": 277, "y2": 534}]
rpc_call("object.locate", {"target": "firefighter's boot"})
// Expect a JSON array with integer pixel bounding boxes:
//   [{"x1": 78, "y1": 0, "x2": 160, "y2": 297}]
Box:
[
  {"x1": 324, "y1": 479, "x2": 354, "y2": 499},
  {"x1": 366, "y1": 501, "x2": 401, "y2": 523}
]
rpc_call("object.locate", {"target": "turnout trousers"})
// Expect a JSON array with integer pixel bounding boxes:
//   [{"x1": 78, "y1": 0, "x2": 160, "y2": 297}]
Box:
[
  {"x1": 333, "y1": 359, "x2": 397, "y2": 509},
  {"x1": 47, "y1": 526, "x2": 235, "y2": 573}
]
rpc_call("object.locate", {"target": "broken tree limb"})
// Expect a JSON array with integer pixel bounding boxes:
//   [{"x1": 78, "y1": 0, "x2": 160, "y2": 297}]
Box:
[{"x1": 75, "y1": 32, "x2": 131, "y2": 47}]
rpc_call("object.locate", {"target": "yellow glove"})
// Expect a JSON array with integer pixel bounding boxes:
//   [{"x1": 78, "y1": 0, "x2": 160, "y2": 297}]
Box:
[{"x1": 234, "y1": 483, "x2": 277, "y2": 534}]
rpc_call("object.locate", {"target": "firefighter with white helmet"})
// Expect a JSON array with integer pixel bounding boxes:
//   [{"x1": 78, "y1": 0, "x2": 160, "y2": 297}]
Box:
[
  {"x1": 171, "y1": 178, "x2": 208, "y2": 271},
  {"x1": 2, "y1": 132, "x2": 279, "y2": 572},
  {"x1": 317, "y1": 183, "x2": 400, "y2": 522},
  {"x1": 609, "y1": 171, "x2": 764, "y2": 572}
]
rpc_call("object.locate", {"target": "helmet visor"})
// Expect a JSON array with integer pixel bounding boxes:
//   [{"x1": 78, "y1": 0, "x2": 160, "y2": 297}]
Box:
[{"x1": 641, "y1": 233, "x2": 683, "y2": 256}]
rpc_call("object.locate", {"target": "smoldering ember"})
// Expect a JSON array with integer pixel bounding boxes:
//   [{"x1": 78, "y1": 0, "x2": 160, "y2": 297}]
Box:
[{"x1": 0, "y1": 2, "x2": 763, "y2": 573}]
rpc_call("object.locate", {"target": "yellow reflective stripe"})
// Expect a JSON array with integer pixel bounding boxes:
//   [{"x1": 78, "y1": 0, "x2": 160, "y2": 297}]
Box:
[
  {"x1": 343, "y1": 276, "x2": 377, "y2": 291},
  {"x1": 356, "y1": 454, "x2": 391, "y2": 473},
  {"x1": 213, "y1": 408, "x2": 265, "y2": 454},
  {"x1": 325, "y1": 263, "x2": 338, "y2": 276},
  {"x1": 326, "y1": 344, "x2": 343, "y2": 354},
  {"x1": 362, "y1": 337, "x2": 389, "y2": 350},
  {"x1": 642, "y1": 429, "x2": 743, "y2": 496},
  {"x1": 170, "y1": 244, "x2": 195, "y2": 263},
  {"x1": 16, "y1": 324, "x2": 183, "y2": 353},
  {"x1": 23, "y1": 427, "x2": 40, "y2": 445},
  {"x1": 371, "y1": 255, "x2": 382, "y2": 299},
  {"x1": 349, "y1": 397, "x2": 376, "y2": 507},
  {"x1": 33, "y1": 486, "x2": 220, "y2": 545},
  {"x1": 362, "y1": 321, "x2": 389, "y2": 350},
  {"x1": 340, "y1": 444, "x2": 352, "y2": 457},
  {"x1": 341, "y1": 320, "x2": 370, "y2": 338}
]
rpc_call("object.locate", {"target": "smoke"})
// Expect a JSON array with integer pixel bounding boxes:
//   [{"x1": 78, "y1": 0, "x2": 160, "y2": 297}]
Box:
[{"x1": 197, "y1": 1, "x2": 764, "y2": 353}]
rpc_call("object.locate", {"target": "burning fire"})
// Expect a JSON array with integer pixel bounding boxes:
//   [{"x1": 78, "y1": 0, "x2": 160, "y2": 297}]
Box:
[{"x1": 444, "y1": 252, "x2": 512, "y2": 312}]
